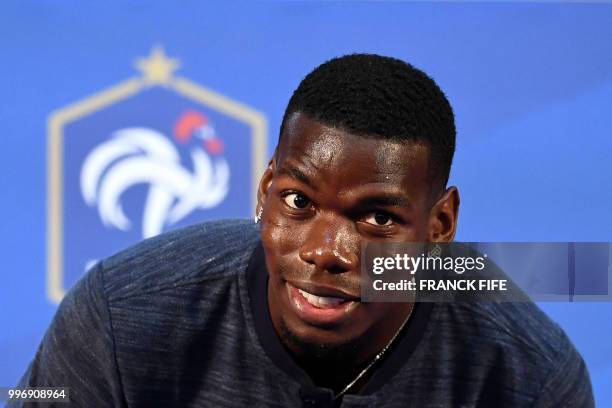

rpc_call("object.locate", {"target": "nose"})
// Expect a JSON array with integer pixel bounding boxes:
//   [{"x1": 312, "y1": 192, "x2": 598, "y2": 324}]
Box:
[{"x1": 299, "y1": 216, "x2": 359, "y2": 274}]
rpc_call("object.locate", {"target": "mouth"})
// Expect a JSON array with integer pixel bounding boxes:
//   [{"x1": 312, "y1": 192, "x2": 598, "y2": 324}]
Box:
[{"x1": 285, "y1": 281, "x2": 360, "y2": 326}]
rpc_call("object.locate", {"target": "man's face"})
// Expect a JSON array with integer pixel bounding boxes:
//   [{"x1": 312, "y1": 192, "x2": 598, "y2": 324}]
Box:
[{"x1": 258, "y1": 112, "x2": 457, "y2": 357}]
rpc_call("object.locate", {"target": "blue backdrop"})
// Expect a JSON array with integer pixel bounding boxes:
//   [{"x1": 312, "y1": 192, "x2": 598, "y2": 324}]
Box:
[{"x1": 1, "y1": 1, "x2": 611, "y2": 405}]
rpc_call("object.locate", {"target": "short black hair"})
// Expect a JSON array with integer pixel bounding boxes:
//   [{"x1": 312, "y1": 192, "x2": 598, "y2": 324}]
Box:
[{"x1": 280, "y1": 53, "x2": 456, "y2": 190}]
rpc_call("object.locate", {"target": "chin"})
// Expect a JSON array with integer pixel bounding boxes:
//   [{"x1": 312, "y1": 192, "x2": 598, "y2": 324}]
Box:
[{"x1": 278, "y1": 316, "x2": 360, "y2": 359}]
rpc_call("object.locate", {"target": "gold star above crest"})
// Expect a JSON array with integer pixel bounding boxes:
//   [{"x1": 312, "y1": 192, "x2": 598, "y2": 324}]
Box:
[{"x1": 135, "y1": 46, "x2": 180, "y2": 85}]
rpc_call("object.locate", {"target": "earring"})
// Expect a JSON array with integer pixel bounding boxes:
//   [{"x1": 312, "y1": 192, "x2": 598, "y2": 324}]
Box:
[{"x1": 254, "y1": 207, "x2": 263, "y2": 224}]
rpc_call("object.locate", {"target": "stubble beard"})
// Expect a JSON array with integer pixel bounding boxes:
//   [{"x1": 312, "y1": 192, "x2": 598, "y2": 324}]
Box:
[{"x1": 278, "y1": 317, "x2": 360, "y2": 363}]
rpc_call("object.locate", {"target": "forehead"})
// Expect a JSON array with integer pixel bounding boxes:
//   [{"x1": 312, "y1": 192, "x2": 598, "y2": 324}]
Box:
[{"x1": 276, "y1": 113, "x2": 430, "y2": 192}]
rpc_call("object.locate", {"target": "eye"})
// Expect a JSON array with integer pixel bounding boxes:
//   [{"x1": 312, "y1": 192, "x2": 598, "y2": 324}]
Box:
[
  {"x1": 364, "y1": 212, "x2": 394, "y2": 226},
  {"x1": 282, "y1": 192, "x2": 311, "y2": 210}
]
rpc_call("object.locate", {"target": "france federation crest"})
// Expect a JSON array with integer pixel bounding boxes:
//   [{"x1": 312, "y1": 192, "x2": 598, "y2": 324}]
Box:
[{"x1": 47, "y1": 47, "x2": 267, "y2": 303}]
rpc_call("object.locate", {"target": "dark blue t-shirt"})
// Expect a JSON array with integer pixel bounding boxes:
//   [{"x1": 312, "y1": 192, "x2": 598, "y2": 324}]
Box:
[{"x1": 10, "y1": 220, "x2": 594, "y2": 407}]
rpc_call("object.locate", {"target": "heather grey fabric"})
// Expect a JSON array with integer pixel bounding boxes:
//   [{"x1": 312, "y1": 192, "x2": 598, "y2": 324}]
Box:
[{"x1": 10, "y1": 219, "x2": 594, "y2": 407}]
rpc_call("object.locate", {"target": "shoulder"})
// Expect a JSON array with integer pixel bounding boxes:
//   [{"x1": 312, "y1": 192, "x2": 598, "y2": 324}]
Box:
[
  {"x1": 437, "y1": 243, "x2": 581, "y2": 369},
  {"x1": 431, "y1": 300, "x2": 592, "y2": 404},
  {"x1": 393, "y1": 300, "x2": 593, "y2": 406},
  {"x1": 98, "y1": 218, "x2": 260, "y2": 301},
  {"x1": 442, "y1": 301, "x2": 568, "y2": 364}
]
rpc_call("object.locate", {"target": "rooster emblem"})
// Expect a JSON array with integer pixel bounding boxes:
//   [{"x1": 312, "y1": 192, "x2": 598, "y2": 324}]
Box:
[{"x1": 80, "y1": 111, "x2": 229, "y2": 238}]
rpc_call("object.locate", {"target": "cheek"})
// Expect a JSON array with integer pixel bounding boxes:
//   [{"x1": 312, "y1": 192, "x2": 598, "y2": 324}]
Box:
[
  {"x1": 261, "y1": 190, "x2": 311, "y2": 253},
  {"x1": 260, "y1": 211, "x2": 309, "y2": 270}
]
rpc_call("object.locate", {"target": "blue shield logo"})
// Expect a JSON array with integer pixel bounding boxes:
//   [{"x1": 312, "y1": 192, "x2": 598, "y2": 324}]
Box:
[{"x1": 48, "y1": 47, "x2": 267, "y2": 302}]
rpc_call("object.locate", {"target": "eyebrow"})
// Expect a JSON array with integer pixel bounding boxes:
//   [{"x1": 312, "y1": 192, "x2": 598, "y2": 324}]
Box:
[
  {"x1": 356, "y1": 195, "x2": 412, "y2": 209},
  {"x1": 276, "y1": 166, "x2": 315, "y2": 188},
  {"x1": 276, "y1": 165, "x2": 412, "y2": 209}
]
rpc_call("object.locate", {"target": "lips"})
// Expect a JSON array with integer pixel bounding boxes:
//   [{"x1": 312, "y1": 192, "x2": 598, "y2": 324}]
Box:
[
  {"x1": 286, "y1": 281, "x2": 360, "y2": 326},
  {"x1": 297, "y1": 289, "x2": 346, "y2": 308},
  {"x1": 288, "y1": 280, "x2": 360, "y2": 301}
]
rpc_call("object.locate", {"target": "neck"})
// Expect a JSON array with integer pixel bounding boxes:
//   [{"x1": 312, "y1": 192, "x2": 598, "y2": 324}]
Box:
[
  {"x1": 269, "y1": 295, "x2": 414, "y2": 394},
  {"x1": 295, "y1": 352, "x2": 370, "y2": 393}
]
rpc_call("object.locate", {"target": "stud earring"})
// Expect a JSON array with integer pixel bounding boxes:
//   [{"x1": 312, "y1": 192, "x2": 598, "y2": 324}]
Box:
[{"x1": 254, "y1": 207, "x2": 263, "y2": 224}]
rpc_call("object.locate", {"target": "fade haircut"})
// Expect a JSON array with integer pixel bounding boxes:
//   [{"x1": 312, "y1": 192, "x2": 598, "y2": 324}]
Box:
[{"x1": 279, "y1": 53, "x2": 456, "y2": 191}]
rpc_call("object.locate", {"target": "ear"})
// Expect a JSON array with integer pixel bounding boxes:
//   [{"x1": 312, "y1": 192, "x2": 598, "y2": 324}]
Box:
[
  {"x1": 256, "y1": 158, "x2": 275, "y2": 213},
  {"x1": 427, "y1": 186, "x2": 460, "y2": 242}
]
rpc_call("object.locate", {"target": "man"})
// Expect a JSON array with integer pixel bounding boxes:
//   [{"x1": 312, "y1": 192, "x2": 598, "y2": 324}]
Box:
[{"x1": 14, "y1": 54, "x2": 593, "y2": 407}]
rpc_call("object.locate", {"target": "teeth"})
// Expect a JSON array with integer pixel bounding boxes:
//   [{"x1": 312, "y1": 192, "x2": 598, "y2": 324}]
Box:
[{"x1": 298, "y1": 289, "x2": 345, "y2": 308}]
